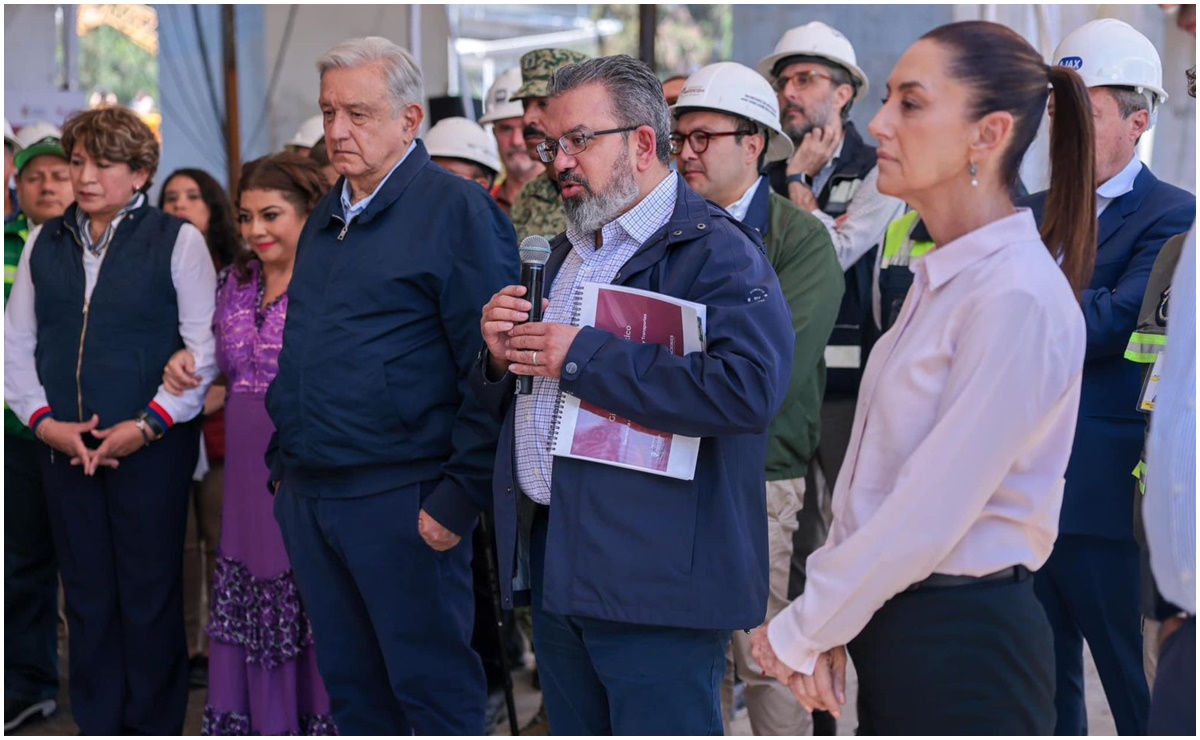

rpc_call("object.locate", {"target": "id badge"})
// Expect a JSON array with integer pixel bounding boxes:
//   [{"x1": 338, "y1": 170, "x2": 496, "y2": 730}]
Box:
[{"x1": 1138, "y1": 353, "x2": 1164, "y2": 412}]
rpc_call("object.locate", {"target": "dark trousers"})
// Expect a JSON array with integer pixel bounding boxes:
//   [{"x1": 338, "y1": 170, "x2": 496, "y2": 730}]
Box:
[
  {"x1": 529, "y1": 509, "x2": 729, "y2": 735},
  {"x1": 1035, "y1": 534, "x2": 1149, "y2": 735},
  {"x1": 5, "y1": 434, "x2": 60, "y2": 703},
  {"x1": 848, "y1": 576, "x2": 1055, "y2": 735},
  {"x1": 40, "y1": 422, "x2": 199, "y2": 735},
  {"x1": 1148, "y1": 618, "x2": 1195, "y2": 736},
  {"x1": 273, "y1": 479, "x2": 486, "y2": 735}
]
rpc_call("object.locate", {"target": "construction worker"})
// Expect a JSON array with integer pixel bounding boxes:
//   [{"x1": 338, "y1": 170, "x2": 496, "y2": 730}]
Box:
[
  {"x1": 425, "y1": 116, "x2": 502, "y2": 190},
  {"x1": 285, "y1": 114, "x2": 323, "y2": 157},
  {"x1": 4, "y1": 122, "x2": 70, "y2": 733},
  {"x1": 671, "y1": 61, "x2": 842, "y2": 736},
  {"x1": 1020, "y1": 19, "x2": 1196, "y2": 736},
  {"x1": 508, "y1": 48, "x2": 590, "y2": 242},
  {"x1": 876, "y1": 211, "x2": 934, "y2": 333},
  {"x1": 480, "y1": 67, "x2": 543, "y2": 215}
]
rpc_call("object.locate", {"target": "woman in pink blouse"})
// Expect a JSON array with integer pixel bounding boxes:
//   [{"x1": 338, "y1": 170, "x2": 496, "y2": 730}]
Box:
[
  {"x1": 752, "y1": 21, "x2": 1097, "y2": 735},
  {"x1": 163, "y1": 153, "x2": 336, "y2": 735}
]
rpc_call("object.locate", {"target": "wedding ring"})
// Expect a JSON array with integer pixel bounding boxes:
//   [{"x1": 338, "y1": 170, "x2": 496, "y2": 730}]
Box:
[{"x1": 532, "y1": 351, "x2": 540, "y2": 367}]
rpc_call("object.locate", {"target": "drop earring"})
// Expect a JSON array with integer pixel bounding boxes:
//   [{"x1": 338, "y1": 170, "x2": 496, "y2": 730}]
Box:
[{"x1": 968, "y1": 162, "x2": 979, "y2": 188}]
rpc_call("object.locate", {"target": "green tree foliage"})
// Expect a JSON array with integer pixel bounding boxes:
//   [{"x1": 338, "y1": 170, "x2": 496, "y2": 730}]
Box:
[
  {"x1": 79, "y1": 25, "x2": 158, "y2": 106},
  {"x1": 591, "y1": 4, "x2": 732, "y2": 77}
]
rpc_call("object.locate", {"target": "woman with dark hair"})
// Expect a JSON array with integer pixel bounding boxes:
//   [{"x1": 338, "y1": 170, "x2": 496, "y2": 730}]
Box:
[
  {"x1": 159, "y1": 167, "x2": 240, "y2": 686},
  {"x1": 163, "y1": 152, "x2": 336, "y2": 735},
  {"x1": 752, "y1": 20, "x2": 1096, "y2": 735},
  {"x1": 4, "y1": 106, "x2": 218, "y2": 734}
]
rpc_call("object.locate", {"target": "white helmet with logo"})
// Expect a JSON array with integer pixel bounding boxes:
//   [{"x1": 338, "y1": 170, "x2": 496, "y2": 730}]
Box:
[
  {"x1": 757, "y1": 22, "x2": 869, "y2": 103},
  {"x1": 1053, "y1": 18, "x2": 1168, "y2": 110},
  {"x1": 287, "y1": 114, "x2": 324, "y2": 150},
  {"x1": 4, "y1": 118, "x2": 20, "y2": 151},
  {"x1": 425, "y1": 116, "x2": 502, "y2": 174},
  {"x1": 479, "y1": 67, "x2": 525, "y2": 125},
  {"x1": 671, "y1": 62, "x2": 795, "y2": 163}
]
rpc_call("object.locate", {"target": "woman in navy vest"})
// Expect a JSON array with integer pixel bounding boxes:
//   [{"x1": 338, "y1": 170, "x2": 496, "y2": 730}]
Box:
[{"x1": 3, "y1": 107, "x2": 218, "y2": 735}]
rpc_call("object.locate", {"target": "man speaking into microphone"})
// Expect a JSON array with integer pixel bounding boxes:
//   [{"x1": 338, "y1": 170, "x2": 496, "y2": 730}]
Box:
[{"x1": 471, "y1": 55, "x2": 795, "y2": 734}]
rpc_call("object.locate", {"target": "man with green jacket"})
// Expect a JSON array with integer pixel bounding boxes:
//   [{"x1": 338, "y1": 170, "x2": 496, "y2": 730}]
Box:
[{"x1": 671, "y1": 62, "x2": 842, "y2": 736}]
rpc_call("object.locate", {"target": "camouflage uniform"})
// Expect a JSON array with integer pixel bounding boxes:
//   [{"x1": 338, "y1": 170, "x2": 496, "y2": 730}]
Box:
[{"x1": 508, "y1": 48, "x2": 590, "y2": 244}]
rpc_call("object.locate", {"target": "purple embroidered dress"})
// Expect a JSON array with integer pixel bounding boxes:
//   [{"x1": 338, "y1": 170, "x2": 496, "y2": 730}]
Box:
[{"x1": 202, "y1": 263, "x2": 336, "y2": 735}]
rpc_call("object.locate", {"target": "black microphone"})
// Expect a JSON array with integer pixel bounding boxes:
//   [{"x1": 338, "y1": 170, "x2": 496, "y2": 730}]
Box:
[{"x1": 517, "y1": 235, "x2": 552, "y2": 395}]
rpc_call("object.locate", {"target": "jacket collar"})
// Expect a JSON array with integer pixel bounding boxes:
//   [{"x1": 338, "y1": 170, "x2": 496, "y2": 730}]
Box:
[
  {"x1": 920, "y1": 209, "x2": 1040, "y2": 291},
  {"x1": 830, "y1": 122, "x2": 876, "y2": 182},
  {"x1": 59, "y1": 199, "x2": 152, "y2": 249},
  {"x1": 1097, "y1": 164, "x2": 1158, "y2": 248},
  {"x1": 315, "y1": 139, "x2": 431, "y2": 230},
  {"x1": 743, "y1": 174, "x2": 772, "y2": 238}
]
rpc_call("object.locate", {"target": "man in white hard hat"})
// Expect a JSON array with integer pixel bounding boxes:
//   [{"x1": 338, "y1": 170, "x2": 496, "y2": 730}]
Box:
[
  {"x1": 671, "y1": 61, "x2": 841, "y2": 737},
  {"x1": 4, "y1": 120, "x2": 20, "y2": 222},
  {"x1": 3, "y1": 121, "x2": 70, "y2": 732},
  {"x1": 1017, "y1": 18, "x2": 1196, "y2": 737},
  {"x1": 480, "y1": 68, "x2": 543, "y2": 215},
  {"x1": 426, "y1": 116, "x2": 502, "y2": 190},
  {"x1": 285, "y1": 114, "x2": 324, "y2": 157}
]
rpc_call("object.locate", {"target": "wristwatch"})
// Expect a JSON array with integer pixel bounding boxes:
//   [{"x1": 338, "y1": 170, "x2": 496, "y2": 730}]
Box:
[
  {"x1": 786, "y1": 172, "x2": 814, "y2": 188},
  {"x1": 135, "y1": 410, "x2": 165, "y2": 445}
]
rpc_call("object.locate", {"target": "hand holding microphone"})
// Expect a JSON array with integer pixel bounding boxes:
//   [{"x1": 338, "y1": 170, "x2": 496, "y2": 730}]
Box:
[{"x1": 480, "y1": 236, "x2": 551, "y2": 386}]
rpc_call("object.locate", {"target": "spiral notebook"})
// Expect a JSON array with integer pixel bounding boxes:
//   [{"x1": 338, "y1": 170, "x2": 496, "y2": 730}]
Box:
[{"x1": 551, "y1": 283, "x2": 706, "y2": 480}]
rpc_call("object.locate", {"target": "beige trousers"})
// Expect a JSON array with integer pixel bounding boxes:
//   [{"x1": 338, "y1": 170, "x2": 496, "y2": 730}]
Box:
[{"x1": 721, "y1": 477, "x2": 813, "y2": 735}]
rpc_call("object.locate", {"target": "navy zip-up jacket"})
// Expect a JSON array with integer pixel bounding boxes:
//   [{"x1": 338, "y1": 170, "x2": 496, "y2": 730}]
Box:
[
  {"x1": 471, "y1": 175, "x2": 795, "y2": 630},
  {"x1": 266, "y1": 141, "x2": 519, "y2": 535}
]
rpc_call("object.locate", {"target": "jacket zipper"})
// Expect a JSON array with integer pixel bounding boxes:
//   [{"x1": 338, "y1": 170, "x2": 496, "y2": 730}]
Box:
[{"x1": 63, "y1": 219, "x2": 101, "y2": 422}]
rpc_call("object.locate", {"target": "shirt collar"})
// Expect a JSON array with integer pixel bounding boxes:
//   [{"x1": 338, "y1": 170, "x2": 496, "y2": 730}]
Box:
[
  {"x1": 566, "y1": 170, "x2": 679, "y2": 251},
  {"x1": 1096, "y1": 155, "x2": 1142, "y2": 200},
  {"x1": 724, "y1": 176, "x2": 763, "y2": 223},
  {"x1": 340, "y1": 141, "x2": 417, "y2": 222},
  {"x1": 918, "y1": 209, "x2": 1041, "y2": 291}
]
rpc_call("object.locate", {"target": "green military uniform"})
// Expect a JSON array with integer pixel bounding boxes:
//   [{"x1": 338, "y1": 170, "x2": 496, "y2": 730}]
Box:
[
  {"x1": 507, "y1": 47, "x2": 590, "y2": 245},
  {"x1": 759, "y1": 190, "x2": 843, "y2": 481},
  {"x1": 5, "y1": 212, "x2": 33, "y2": 439}
]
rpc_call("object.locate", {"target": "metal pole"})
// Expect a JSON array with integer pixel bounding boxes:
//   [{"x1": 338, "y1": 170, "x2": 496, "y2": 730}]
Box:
[
  {"x1": 222, "y1": 5, "x2": 240, "y2": 192},
  {"x1": 477, "y1": 512, "x2": 520, "y2": 735},
  {"x1": 638, "y1": 5, "x2": 657, "y2": 68},
  {"x1": 62, "y1": 4, "x2": 79, "y2": 91}
]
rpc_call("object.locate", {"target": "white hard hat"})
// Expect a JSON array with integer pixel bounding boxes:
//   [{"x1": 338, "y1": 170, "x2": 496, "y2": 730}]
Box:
[
  {"x1": 14, "y1": 122, "x2": 66, "y2": 172},
  {"x1": 1053, "y1": 18, "x2": 1168, "y2": 110},
  {"x1": 757, "y1": 22, "x2": 869, "y2": 103},
  {"x1": 287, "y1": 114, "x2": 324, "y2": 150},
  {"x1": 16, "y1": 122, "x2": 62, "y2": 151},
  {"x1": 4, "y1": 118, "x2": 20, "y2": 151},
  {"x1": 425, "y1": 116, "x2": 502, "y2": 174},
  {"x1": 479, "y1": 67, "x2": 525, "y2": 125},
  {"x1": 671, "y1": 62, "x2": 795, "y2": 163}
]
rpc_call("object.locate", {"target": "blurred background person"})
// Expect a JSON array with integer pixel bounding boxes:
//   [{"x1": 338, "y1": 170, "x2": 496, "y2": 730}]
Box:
[
  {"x1": 427, "y1": 116, "x2": 502, "y2": 190},
  {"x1": 4, "y1": 121, "x2": 70, "y2": 733},
  {"x1": 306, "y1": 136, "x2": 338, "y2": 188},
  {"x1": 670, "y1": 61, "x2": 842, "y2": 736},
  {"x1": 4, "y1": 120, "x2": 19, "y2": 222},
  {"x1": 4, "y1": 106, "x2": 217, "y2": 735},
  {"x1": 159, "y1": 167, "x2": 241, "y2": 689},
  {"x1": 163, "y1": 153, "x2": 336, "y2": 735},
  {"x1": 661, "y1": 73, "x2": 688, "y2": 106},
  {"x1": 1021, "y1": 19, "x2": 1195, "y2": 736},
  {"x1": 284, "y1": 114, "x2": 323, "y2": 158},
  {"x1": 480, "y1": 67, "x2": 543, "y2": 215},
  {"x1": 755, "y1": 20, "x2": 1097, "y2": 735}
]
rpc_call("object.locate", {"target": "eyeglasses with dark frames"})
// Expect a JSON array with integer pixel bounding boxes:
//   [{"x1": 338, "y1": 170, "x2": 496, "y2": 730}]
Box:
[
  {"x1": 669, "y1": 129, "x2": 754, "y2": 156},
  {"x1": 535, "y1": 126, "x2": 639, "y2": 164},
  {"x1": 772, "y1": 70, "x2": 836, "y2": 94}
]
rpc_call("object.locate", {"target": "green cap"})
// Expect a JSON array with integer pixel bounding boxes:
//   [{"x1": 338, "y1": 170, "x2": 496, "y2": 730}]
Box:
[
  {"x1": 15, "y1": 137, "x2": 67, "y2": 173},
  {"x1": 511, "y1": 48, "x2": 591, "y2": 101}
]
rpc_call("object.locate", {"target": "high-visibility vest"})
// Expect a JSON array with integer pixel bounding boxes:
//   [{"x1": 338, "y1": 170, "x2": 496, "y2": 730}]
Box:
[{"x1": 877, "y1": 210, "x2": 935, "y2": 333}]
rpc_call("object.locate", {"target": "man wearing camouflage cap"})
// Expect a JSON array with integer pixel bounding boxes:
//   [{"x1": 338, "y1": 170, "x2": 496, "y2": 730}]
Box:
[{"x1": 508, "y1": 48, "x2": 589, "y2": 242}]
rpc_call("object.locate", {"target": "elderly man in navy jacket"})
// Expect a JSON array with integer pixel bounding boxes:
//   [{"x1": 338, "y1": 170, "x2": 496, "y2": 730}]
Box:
[
  {"x1": 472, "y1": 55, "x2": 794, "y2": 735},
  {"x1": 265, "y1": 37, "x2": 518, "y2": 735},
  {"x1": 1021, "y1": 20, "x2": 1196, "y2": 736}
]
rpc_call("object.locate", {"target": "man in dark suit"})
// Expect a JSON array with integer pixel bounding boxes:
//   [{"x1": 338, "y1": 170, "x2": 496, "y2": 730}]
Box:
[
  {"x1": 265, "y1": 36, "x2": 519, "y2": 735},
  {"x1": 1021, "y1": 19, "x2": 1196, "y2": 736}
]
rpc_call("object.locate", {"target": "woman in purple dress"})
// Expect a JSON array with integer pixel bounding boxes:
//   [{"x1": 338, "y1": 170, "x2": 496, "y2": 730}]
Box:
[{"x1": 163, "y1": 153, "x2": 335, "y2": 735}]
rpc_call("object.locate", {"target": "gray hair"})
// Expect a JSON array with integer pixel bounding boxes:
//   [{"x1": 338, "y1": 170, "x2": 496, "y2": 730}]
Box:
[
  {"x1": 317, "y1": 36, "x2": 425, "y2": 115},
  {"x1": 1104, "y1": 86, "x2": 1151, "y2": 119},
  {"x1": 547, "y1": 55, "x2": 672, "y2": 164}
]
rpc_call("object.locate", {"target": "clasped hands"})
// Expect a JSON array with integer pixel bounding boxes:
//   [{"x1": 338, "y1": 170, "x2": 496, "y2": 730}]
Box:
[
  {"x1": 481, "y1": 285, "x2": 580, "y2": 380},
  {"x1": 750, "y1": 622, "x2": 848, "y2": 718},
  {"x1": 37, "y1": 414, "x2": 145, "y2": 476}
]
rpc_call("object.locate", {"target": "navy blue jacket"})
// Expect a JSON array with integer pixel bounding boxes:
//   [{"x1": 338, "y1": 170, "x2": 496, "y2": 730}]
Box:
[
  {"x1": 266, "y1": 141, "x2": 519, "y2": 536},
  {"x1": 470, "y1": 175, "x2": 795, "y2": 630},
  {"x1": 1022, "y1": 165, "x2": 1195, "y2": 541},
  {"x1": 32, "y1": 202, "x2": 184, "y2": 425}
]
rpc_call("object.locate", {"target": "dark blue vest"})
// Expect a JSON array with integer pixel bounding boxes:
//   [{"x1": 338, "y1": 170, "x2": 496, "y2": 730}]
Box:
[{"x1": 31, "y1": 203, "x2": 184, "y2": 424}]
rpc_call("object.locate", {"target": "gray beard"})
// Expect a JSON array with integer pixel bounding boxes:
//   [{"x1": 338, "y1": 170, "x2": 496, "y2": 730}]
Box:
[{"x1": 562, "y1": 149, "x2": 639, "y2": 235}]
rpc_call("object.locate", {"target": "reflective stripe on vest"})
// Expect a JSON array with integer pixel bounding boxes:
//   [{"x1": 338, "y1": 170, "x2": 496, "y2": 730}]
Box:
[
  {"x1": 1125, "y1": 331, "x2": 1167, "y2": 364},
  {"x1": 1132, "y1": 458, "x2": 1147, "y2": 495},
  {"x1": 4, "y1": 263, "x2": 17, "y2": 285}
]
